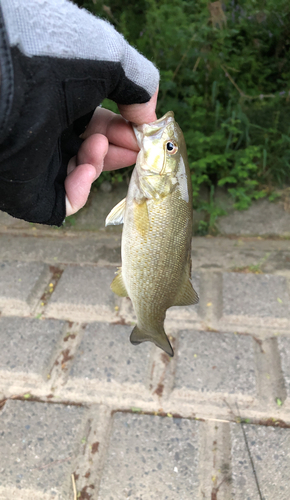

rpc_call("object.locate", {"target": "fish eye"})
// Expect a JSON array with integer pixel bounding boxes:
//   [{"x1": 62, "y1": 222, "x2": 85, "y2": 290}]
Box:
[{"x1": 166, "y1": 141, "x2": 178, "y2": 155}]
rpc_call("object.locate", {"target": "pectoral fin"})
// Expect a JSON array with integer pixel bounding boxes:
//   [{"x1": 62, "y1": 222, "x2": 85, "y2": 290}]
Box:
[
  {"x1": 173, "y1": 279, "x2": 199, "y2": 306},
  {"x1": 105, "y1": 198, "x2": 126, "y2": 226},
  {"x1": 130, "y1": 324, "x2": 174, "y2": 357},
  {"x1": 110, "y1": 268, "x2": 128, "y2": 297}
]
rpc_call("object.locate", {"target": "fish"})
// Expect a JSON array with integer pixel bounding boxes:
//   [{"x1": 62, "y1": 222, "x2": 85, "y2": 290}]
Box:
[{"x1": 105, "y1": 111, "x2": 199, "y2": 357}]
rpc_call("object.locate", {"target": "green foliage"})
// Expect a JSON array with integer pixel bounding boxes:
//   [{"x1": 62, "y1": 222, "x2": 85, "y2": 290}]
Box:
[
  {"x1": 197, "y1": 186, "x2": 226, "y2": 234},
  {"x1": 74, "y1": 0, "x2": 290, "y2": 211}
]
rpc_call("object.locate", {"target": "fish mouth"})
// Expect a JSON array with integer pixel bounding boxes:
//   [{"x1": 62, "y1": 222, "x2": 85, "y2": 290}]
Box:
[{"x1": 133, "y1": 111, "x2": 175, "y2": 148}]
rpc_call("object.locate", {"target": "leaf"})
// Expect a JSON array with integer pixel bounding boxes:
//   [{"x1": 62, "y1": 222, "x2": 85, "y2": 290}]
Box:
[{"x1": 218, "y1": 176, "x2": 238, "y2": 186}]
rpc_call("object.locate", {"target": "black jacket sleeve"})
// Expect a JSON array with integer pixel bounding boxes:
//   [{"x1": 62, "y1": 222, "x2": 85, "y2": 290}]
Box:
[{"x1": 0, "y1": 0, "x2": 159, "y2": 225}]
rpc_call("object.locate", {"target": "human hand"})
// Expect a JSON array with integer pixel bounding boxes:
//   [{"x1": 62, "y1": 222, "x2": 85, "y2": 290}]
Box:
[
  {"x1": 0, "y1": 0, "x2": 159, "y2": 225},
  {"x1": 65, "y1": 89, "x2": 158, "y2": 216}
]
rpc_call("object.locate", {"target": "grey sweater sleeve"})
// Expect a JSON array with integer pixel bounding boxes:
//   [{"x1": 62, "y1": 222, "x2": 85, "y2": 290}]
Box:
[{"x1": 0, "y1": 0, "x2": 159, "y2": 226}]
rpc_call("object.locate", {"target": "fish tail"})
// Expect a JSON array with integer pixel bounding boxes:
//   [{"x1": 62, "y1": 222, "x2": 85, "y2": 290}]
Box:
[{"x1": 130, "y1": 324, "x2": 174, "y2": 357}]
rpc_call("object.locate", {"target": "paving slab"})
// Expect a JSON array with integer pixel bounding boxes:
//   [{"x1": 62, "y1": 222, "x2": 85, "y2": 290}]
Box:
[
  {"x1": 217, "y1": 198, "x2": 290, "y2": 237},
  {"x1": 98, "y1": 412, "x2": 201, "y2": 500},
  {"x1": 277, "y1": 336, "x2": 290, "y2": 406},
  {"x1": 174, "y1": 330, "x2": 256, "y2": 399},
  {"x1": 1, "y1": 234, "x2": 290, "y2": 276},
  {"x1": 0, "y1": 233, "x2": 122, "y2": 265},
  {"x1": 253, "y1": 337, "x2": 287, "y2": 407},
  {"x1": 64, "y1": 322, "x2": 151, "y2": 401},
  {"x1": 0, "y1": 261, "x2": 50, "y2": 315},
  {"x1": 45, "y1": 265, "x2": 117, "y2": 322},
  {"x1": 0, "y1": 400, "x2": 89, "y2": 500},
  {"x1": 231, "y1": 422, "x2": 290, "y2": 500},
  {"x1": 221, "y1": 272, "x2": 290, "y2": 330},
  {"x1": 0, "y1": 317, "x2": 65, "y2": 390}
]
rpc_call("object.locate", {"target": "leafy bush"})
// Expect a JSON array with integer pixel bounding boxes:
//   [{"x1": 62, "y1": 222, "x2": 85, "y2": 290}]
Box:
[{"x1": 75, "y1": 0, "x2": 290, "y2": 212}]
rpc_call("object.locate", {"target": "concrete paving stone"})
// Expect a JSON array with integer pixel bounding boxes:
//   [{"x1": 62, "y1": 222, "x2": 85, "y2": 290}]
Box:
[
  {"x1": 0, "y1": 317, "x2": 65, "y2": 387},
  {"x1": 0, "y1": 233, "x2": 122, "y2": 265},
  {"x1": 66, "y1": 322, "x2": 151, "y2": 394},
  {"x1": 198, "y1": 270, "x2": 223, "y2": 324},
  {"x1": 263, "y1": 249, "x2": 290, "y2": 274},
  {"x1": 222, "y1": 272, "x2": 290, "y2": 327},
  {"x1": 98, "y1": 412, "x2": 201, "y2": 500},
  {"x1": 0, "y1": 210, "x2": 34, "y2": 230},
  {"x1": 174, "y1": 330, "x2": 256, "y2": 396},
  {"x1": 1, "y1": 233, "x2": 289, "y2": 272},
  {"x1": 45, "y1": 265, "x2": 117, "y2": 322},
  {"x1": 277, "y1": 336, "x2": 290, "y2": 401},
  {"x1": 0, "y1": 261, "x2": 49, "y2": 315},
  {"x1": 231, "y1": 422, "x2": 290, "y2": 499},
  {"x1": 217, "y1": 198, "x2": 290, "y2": 237},
  {"x1": 0, "y1": 399, "x2": 89, "y2": 500}
]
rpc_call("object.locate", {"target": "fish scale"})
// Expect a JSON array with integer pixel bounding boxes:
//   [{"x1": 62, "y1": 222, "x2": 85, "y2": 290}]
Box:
[{"x1": 105, "y1": 111, "x2": 199, "y2": 356}]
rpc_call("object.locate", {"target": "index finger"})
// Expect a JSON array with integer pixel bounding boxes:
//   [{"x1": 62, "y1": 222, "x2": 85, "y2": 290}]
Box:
[{"x1": 82, "y1": 107, "x2": 139, "y2": 151}]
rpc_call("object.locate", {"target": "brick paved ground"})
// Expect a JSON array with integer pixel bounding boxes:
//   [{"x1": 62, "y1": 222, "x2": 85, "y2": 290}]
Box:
[{"x1": 0, "y1": 209, "x2": 290, "y2": 499}]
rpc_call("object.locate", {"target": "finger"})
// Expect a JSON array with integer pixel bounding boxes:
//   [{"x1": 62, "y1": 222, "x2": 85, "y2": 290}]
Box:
[
  {"x1": 82, "y1": 108, "x2": 138, "y2": 151},
  {"x1": 77, "y1": 133, "x2": 109, "y2": 167},
  {"x1": 65, "y1": 134, "x2": 109, "y2": 216},
  {"x1": 65, "y1": 163, "x2": 97, "y2": 216},
  {"x1": 118, "y1": 86, "x2": 159, "y2": 125},
  {"x1": 103, "y1": 144, "x2": 138, "y2": 171},
  {"x1": 81, "y1": 107, "x2": 116, "y2": 138},
  {"x1": 77, "y1": 132, "x2": 137, "y2": 171}
]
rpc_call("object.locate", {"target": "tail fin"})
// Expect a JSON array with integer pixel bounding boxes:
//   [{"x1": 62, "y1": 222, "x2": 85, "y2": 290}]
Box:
[{"x1": 130, "y1": 324, "x2": 174, "y2": 357}]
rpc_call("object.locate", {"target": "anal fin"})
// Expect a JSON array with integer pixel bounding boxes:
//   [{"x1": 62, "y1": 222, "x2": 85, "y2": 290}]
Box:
[
  {"x1": 173, "y1": 279, "x2": 199, "y2": 306},
  {"x1": 110, "y1": 268, "x2": 128, "y2": 297}
]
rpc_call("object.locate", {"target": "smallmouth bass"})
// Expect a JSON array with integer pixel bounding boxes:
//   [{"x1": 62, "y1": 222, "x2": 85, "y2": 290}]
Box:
[{"x1": 106, "y1": 111, "x2": 198, "y2": 357}]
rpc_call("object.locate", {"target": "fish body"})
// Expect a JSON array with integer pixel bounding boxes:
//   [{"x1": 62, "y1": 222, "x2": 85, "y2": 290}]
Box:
[{"x1": 105, "y1": 111, "x2": 198, "y2": 356}]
